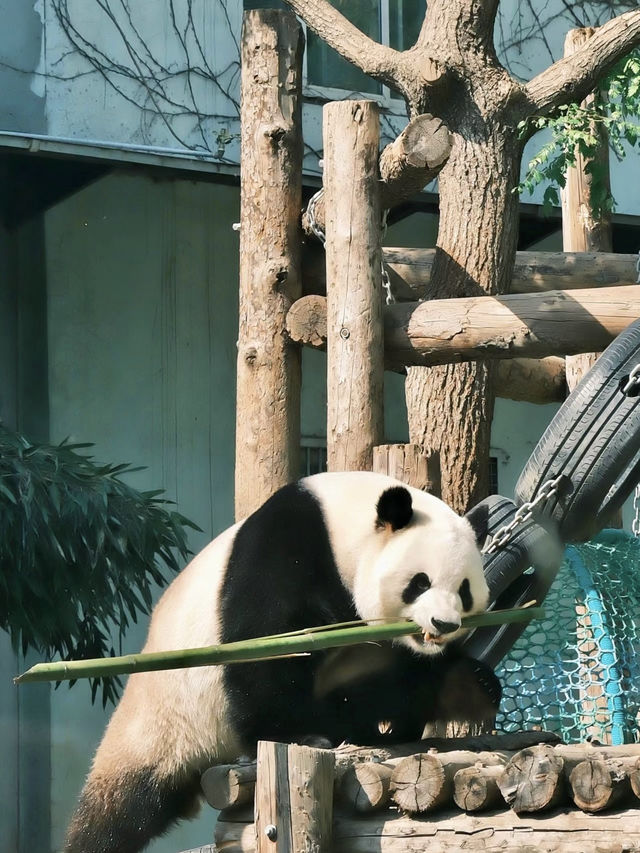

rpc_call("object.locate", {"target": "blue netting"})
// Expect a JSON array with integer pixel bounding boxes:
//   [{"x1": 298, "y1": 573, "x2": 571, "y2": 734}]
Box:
[{"x1": 495, "y1": 530, "x2": 640, "y2": 744}]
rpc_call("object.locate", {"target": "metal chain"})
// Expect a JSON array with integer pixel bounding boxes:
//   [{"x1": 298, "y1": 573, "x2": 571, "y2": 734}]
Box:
[
  {"x1": 306, "y1": 189, "x2": 326, "y2": 246},
  {"x1": 482, "y1": 475, "x2": 564, "y2": 555},
  {"x1": 380, "y1": 209, "x2": 395, "y2": 305},
  {"x1": 633, "y1": 484, "x2": 640, "y2": 537},
  {"x1": 304, "y1": 192, "x2": 395, "y2": 303},
  {"x1": 622, "y1": 363, "x2": 640, "y2": 395}
]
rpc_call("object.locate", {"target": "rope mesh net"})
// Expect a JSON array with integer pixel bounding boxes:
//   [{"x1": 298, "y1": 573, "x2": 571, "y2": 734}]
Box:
[{"x1": 495, "y1": 529, "x2": 640, "y2": 745}]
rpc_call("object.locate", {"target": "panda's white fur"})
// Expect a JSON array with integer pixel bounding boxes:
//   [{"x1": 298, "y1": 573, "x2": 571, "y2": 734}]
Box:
[
  {"x1": 64, "y1": 471, "x2": 498, "y2": 853},
  {"x1": 303, "y1": 472, "x2": 488, "y2": 653}
]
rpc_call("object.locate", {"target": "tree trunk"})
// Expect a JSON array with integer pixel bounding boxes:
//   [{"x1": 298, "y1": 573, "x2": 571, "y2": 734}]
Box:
[
  {"x1": 562, "y1": 28, "x2": 613, "y2": 394},
  {"x1": 406, "y1": 133, "x2": 521, "y2": 513}
]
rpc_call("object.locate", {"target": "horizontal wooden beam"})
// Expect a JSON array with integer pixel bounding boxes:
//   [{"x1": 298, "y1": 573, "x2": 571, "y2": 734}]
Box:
[
  {"x1": 301, "y1": 249, "x2": 639, "y2": 301},
  {"x1": 287, "y1": 294, "x2": 566, "y2": 401},
  {"x1": 286, "y1": 287, "x2": 640, "y2": 369}
]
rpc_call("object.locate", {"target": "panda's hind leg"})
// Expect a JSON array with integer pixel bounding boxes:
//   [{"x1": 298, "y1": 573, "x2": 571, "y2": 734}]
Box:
[{"x1": 64, "y1": 765, "x2": 201, "y2": 853}]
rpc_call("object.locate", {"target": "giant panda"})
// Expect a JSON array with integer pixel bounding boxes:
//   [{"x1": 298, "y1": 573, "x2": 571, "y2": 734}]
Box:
[{"x1": 64, "y1": 471, "x2": 501, "y2": 853}]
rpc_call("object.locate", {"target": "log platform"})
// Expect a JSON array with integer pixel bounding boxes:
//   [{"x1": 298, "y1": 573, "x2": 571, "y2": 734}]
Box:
[{"x1": 192, "y1": 734, "x2": 640, "y2": 852}]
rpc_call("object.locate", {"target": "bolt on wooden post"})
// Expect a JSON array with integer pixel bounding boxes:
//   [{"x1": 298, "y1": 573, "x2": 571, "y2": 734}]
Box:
[
  {"x1": 254, "y1": 740, "x2": 335, "y2": 853},
  {"x1": 323, "y1": 100, "x2": 384, "y2": 472}
]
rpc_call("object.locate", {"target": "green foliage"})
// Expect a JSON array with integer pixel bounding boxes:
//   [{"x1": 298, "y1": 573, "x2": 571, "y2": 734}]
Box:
[
  {"x1": 518, "y1": 49, "x2": 640, "y2": 216},
  {"x1": 0, "y1": 425, "x2": 199, "y2": 705}
]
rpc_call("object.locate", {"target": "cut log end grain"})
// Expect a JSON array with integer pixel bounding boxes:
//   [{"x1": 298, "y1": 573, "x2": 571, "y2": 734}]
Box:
[
  {"x1": 390, "y1": 753, "x2": 448, "y2": 814},
  {"x1": 498, "y1": 745, "x2": 565, "y2": 814},
  {"x1": 453, "y1": 764, "x2": 506, "y2": 812},
  {"x1": 340, "y1": 762, "x2": 393, "y2": 813},
  {"x1": 569, "y1": 758, "x2": 632, "y2": 813}
]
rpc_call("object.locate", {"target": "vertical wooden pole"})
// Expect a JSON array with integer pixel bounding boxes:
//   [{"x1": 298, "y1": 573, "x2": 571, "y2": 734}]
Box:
[
  {"x1": 373, "y1": 443, "x2": 441, "y2": 496},
  {"x1": 254, "y1": 741, "x2": 334, "y2": 853},
  {"x1": 235, "y1": 10, "x2": 303, "y2": 520},
  {"x1": 324, "y1": 100, "x2": 384, "y2": 472},
  {"x1": 562, "y1": 27, "x2": 620, "y2": 533},
  {"x1": 562, "y1": 27, "x2": 613, "y2": 394}
]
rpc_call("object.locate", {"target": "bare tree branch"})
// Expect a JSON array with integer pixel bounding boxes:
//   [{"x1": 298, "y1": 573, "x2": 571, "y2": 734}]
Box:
[
  {"x1": 523, "y1": 9, "x2": 640, "y2": 115},
  {"x1": 284, "y1": 0, "x2": 429, "y2": 89}
]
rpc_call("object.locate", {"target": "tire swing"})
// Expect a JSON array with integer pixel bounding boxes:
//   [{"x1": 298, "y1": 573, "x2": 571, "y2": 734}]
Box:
[{"x1": 463, "y1": 318, "x2": 640, "y2": 743}]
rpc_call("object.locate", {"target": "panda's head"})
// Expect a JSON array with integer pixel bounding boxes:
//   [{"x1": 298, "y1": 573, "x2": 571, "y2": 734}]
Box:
[{"x1": 359, "y1": 485, "x2": 489, "y2": 656}]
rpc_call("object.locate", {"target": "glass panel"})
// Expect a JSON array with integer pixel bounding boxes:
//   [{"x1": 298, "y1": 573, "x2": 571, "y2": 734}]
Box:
[
  {"x1": 243, "y1": 1, "x2": 288, "y2": 8},
  {"x1": 388, "y1": 0, "x2": 426, "y2": 51},
  {"x1": 307, "y1": 1, "x2": 382, "y2": 94}
]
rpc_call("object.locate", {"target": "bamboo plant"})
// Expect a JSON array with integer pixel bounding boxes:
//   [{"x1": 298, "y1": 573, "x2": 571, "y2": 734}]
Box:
[{"x1": 0, "y1": 425, "x2": 198, "y2": 705}]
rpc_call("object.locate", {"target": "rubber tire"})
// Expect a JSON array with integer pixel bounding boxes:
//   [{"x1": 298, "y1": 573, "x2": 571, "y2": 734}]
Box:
[
  {"x1": 467, "y1": 495, "x2": 563, "y2": 601},
  {"x1": 464, "y1": 568, "x2": 557, "y2": 667},
  {"x1": 461, "y1": 495, "x2": 563, "y2": 665},
  {"x1": 515, "y1": 319, "x2": 640, "y2": 543}
]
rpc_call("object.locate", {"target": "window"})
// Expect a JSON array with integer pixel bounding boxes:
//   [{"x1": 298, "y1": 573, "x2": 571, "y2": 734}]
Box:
[
  {"x1": 245, "y1": 1, "x2": 426, "y2": 102},
  {"x1": 306, "y1": 0, "x2": 425, "y2": 100},
  {"x1": 300, "y1": 437, "x2": 328, "y2": 477}
]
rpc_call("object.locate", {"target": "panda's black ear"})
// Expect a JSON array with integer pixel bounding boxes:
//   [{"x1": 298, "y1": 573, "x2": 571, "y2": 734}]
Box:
[
  {"x1": 465, "y1": 501, "x2": 489, "y2": 549},
  {"x1": 376, "y1": 487, "x2": 413, "y2": 532}
]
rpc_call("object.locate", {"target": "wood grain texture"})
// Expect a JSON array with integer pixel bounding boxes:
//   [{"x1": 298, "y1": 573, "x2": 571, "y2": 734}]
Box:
[
  {"x1": 323, "y1": 100, "x2": 384, "y2": 471},
  {"x1": 235, "y1": 10, "x2": 303, "y2": 520},
  {"x1": 373, "y1": 444, "x2": 441, "y2": 496},
  {"x1": 254, "y1": 741, "x2": 334, "y2": 853},
  {"x1": 562, "y1": 28, "x2": 613, "y2": 396}
]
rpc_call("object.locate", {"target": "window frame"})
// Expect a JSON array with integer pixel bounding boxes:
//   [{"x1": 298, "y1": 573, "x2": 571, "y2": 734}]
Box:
[{"x1": 301, "y1": 1, "x2": 410, "y2": 116}]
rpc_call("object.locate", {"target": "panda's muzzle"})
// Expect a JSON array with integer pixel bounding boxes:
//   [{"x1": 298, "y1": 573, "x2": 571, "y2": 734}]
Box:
[{"x1": 431, "y1": 618, "x2": 461, "y2": 636}]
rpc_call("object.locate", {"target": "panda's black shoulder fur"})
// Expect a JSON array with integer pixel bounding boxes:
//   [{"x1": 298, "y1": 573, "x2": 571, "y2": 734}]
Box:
[
  {"x1": 220, "y1": 481, "x2": 363, "y2": 746},
  {"x1": 220, "y1": 481, "x2": 357, "y2": 644}
]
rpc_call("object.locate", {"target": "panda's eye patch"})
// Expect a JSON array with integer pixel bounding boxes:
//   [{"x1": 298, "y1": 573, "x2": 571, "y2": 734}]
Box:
[
  {"x1": 402, "y1": 572, "x2": 431, "y2": 604},
  {"x1": 459, "y1": 578, "x2": 473, "y2": 612}
]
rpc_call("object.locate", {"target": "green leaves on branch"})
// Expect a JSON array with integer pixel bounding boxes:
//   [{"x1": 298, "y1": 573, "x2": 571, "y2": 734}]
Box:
[
  {"x1": 0, "y1": 425, "x2": 199, "y2": 706},
  {"x1": 518, "y1": 49, "x2": 640, "y2": 216}
]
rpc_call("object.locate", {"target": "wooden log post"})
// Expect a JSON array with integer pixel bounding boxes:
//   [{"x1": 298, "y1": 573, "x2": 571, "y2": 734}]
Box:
[
  {"x1": 373, "y1": 444, "x2": 441, "y2": 496},
  {"x1": 562, "y1": 27, "x2": 613, "y2": 395},
  {"x1": 323, "y1": 101, "x2": 384, "y2": 471},
  {"x1": 302, "y1": 248, "x2": 640, "y2": 301},
  {"x1": 390, "y1": 753, "x2": 450, "y2": 813},
  {"x1": 453, "y1": 763, "x2": 506, "y2": 812},
  {"x1": 287, "y1": 287, "x2": 640, "y2": 367},
  {"x1": 235, "y1": 10, "x2": 303, "y2": 520},
  {"x1": 389, "y1": 751, "x2": 502, "y2": 814},
  {"x1": 201, "y1": 762, "x2": 257, "y2": 811},
  {"x1": 631, "y1": 757, "x2": 640, "y2": 799},
  {"x1": 254, "y1": 741, "x2": 334, "y2": 853},
  {"x1": 339, "y1": 761, "x2": 394, "y2": 813},
  {"x1": 568, "y1": 757, "x2": 633, "y2": 812},
  {"x1": 286, "y1": 296, "x2": 566, "y2": 403},
  {"x1": 498, "y1": 745, "x2": 566, "y2": 813}
]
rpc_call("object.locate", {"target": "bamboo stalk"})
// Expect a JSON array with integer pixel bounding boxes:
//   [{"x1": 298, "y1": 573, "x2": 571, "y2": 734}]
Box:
[{"x1": 14, "y1": 606, "x2": 544, "y2": 685}]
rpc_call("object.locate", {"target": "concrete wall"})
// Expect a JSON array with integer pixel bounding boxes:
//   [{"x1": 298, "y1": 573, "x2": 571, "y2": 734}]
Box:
[
  {"x1": 0, "y1": 212, "x2": 50, "y2": 853},
  {"x1": 46, "y1": 172, "x2": 240, "y2": 851}
]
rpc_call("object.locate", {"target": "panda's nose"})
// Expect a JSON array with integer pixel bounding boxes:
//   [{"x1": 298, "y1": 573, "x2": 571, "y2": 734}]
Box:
[{"x1": 432, "y1": 618, "x2": 460, "y2": 636}]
